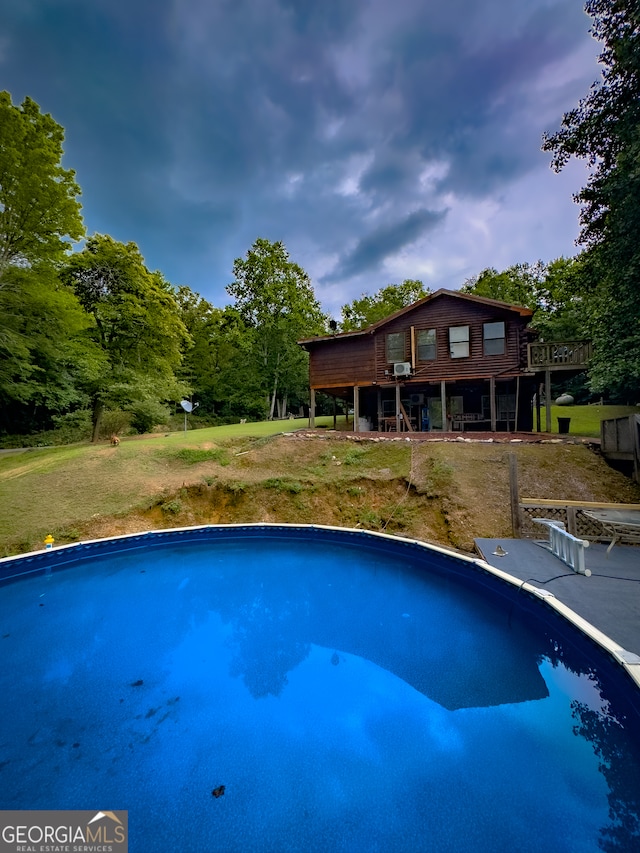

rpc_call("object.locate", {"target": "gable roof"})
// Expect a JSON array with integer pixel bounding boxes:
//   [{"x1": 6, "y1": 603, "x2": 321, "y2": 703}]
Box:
[{"x1": 298, "y1": 288, "x2": 534, "y2": 346}]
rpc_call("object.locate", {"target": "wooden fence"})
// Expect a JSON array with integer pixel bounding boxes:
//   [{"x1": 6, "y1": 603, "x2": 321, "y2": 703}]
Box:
[{"x1": 601, "y1": 414, "x2": 640, "y2": 482}]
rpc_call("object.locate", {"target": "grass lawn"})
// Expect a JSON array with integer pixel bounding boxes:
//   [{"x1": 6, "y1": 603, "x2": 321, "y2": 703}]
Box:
[
  {"x1": 2, "y1": 410, "x2": 640, "y2": 556},
  {"x1": 533, "y1": 404, "x2": 640, "y2": 437},
  {"x1": 0, "y1": 416, "x2": 337, "y2": 550}
]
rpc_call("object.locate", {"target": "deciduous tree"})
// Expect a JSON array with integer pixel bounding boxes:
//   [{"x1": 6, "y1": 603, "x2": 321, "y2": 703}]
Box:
[
  {"x1": 0, "y1": 92, "x2": 84, "y2": 284},
  {"x1": 62, "y1": 235, "x2": 191, "y2": 439},
  {"x1": 227, "y1": 238, "x2": 326, "y2": 419},
  {"x1": 340, "y1": 279, "x2": 428, "y2": 331},
  {"x1": 542, "y1": 0, "x2": 640, "y2": 400},
  {"x1": 0, "y1": 264, "x2": 103, "y2": 434},
  {"x1": 462, "y1": 259, "x2": 585, "y2": 341}
]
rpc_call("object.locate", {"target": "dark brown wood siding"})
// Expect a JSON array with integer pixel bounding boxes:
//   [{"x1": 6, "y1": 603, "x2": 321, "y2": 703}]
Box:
[
  {"x1": 373, "y1": 295, "x2": 528, "y2": 383},
  {"x1": 307, "y1": 335, "x2": 375, "y2": 387}
]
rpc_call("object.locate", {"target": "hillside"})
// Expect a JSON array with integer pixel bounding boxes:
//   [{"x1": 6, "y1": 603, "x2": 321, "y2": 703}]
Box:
[{"x1": 1, "y1": 422, "x2": 639, "y2": 557}]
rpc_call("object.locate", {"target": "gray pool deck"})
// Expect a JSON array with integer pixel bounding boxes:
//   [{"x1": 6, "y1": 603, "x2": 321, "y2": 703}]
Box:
[{"x1": 475, "y1": 537, "x2": 640, "y2": 656}]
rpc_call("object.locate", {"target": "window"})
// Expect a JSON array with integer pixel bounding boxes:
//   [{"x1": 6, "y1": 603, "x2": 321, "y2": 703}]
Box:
[
  {"x1": 483, "y1": 321, "x2": 505, "y2": 356},
  {"x1": 449, "y1": 325, "x2": 469, "y2": 358},
  {"x1": 417, "y1": 328, "x2": 437, "y2": 361},
  {"x1": 386, "y1": 332, "x2": 406, "y2": 362}
]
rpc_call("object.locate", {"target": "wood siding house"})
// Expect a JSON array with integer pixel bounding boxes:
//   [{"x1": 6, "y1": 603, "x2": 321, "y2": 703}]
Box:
[{"x1": 298, "y1": 289, "x2": 539, "y2": 433}]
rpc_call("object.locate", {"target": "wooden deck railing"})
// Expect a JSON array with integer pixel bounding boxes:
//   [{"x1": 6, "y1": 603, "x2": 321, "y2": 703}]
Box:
[{"x1": 527, "y1": 340, "x2": 592, "y2": 370}]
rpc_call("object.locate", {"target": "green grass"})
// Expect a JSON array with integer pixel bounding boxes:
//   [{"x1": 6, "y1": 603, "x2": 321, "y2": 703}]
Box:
[
  {"x1": 171, "y1": 447, "x2": 230, "y2": 466},
  {"x1": 0, "y1": 417, "x2": 323, "y2": 548},
  {"x1": 533, "y1": 404, "x2": 640, "y2": 436}
]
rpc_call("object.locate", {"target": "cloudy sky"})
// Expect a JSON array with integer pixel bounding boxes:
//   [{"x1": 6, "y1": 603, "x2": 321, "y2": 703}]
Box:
[{"x1": 3, "y1": 0, "x2": 601, "y2": 315}]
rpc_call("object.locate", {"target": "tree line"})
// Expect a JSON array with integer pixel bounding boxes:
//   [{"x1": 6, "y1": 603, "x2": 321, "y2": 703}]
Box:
[{"x1": 1, "y1": 1, "x2": 638, "y2": 441}]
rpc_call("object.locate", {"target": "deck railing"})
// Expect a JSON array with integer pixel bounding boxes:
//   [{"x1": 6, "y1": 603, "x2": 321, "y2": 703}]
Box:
[{"x1": 527, "y1": 340, "x2": 592, "y2": 370}]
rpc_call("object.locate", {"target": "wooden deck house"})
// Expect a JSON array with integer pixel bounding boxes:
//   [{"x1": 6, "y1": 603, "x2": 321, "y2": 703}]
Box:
[{"x1": 298, "y1": 289, "x2": 540, "y2": 433}]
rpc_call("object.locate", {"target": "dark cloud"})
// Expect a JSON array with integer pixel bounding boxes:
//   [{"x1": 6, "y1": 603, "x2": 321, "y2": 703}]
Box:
[
  {"x1": 329, "y1": 208, "x2": 447, "y2": 281},
  {"x1": 0, "y1": 0, "x2": 600, "y2": 310}
]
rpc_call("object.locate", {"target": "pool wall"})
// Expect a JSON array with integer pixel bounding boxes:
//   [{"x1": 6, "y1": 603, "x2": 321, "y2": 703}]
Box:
[{"x1": 2, "y1": 522, "x2": 640, "y2": 696}]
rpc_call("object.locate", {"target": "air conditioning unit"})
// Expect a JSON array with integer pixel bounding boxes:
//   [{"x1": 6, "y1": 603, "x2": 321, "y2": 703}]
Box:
[
  {"x1": 410, "y1": 393, "x2": 424, "y2": 405},
  {"x1": 393, "y1": 362, "x2": 412, "y2": 377}
]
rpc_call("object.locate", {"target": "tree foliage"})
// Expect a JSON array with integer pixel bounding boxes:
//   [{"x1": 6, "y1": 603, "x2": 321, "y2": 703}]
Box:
[
  {"x1": 542, "y1": 0, "x2": 640, "y2": 400},
  {"x1": 227, "y1": 238, "x2": 326, "y2": 419},
  {"x1": 0, "y1": 265, "x2": 103, "y2": 433},
  {"x1": 0, "y1": 92, "x2": 84, "y2": 284},
  {"x1": 340, "y1": 279, "x2": 429, "y2": 331},
  {"x1": 61, "y1": 235, "x2": 191, "y2": 439},
  {"x1": 461, "y1": 258, "x2": 586, "y2": 341}
]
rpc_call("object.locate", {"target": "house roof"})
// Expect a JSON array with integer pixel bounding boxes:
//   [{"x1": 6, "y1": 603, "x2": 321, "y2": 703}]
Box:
[{"x1": 298, "y1": 288, "x2": 534, "y2": 346}]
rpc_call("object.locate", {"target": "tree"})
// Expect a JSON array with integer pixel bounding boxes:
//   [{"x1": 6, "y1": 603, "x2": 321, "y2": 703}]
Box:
[
  {"x1": 0, "y1": 92, "x2": 84, "y2": 284},
  {"x1": 227, "y1": 239, "x2": 327, "y2": 419},
  {"x1": 461, "y1": 259, "x2": 585, "y2": 341},
  {"x1": 340, "y1": 279, "x2": 428, "y2": 331},
  {"x1": 461, "y1": 262, "x2": 545, "y2": 311},
  {"x1": 542, "y1": 0, "x2": 640, "y2": 400},
  {"x1": 175, "y1": 286, "x2": 255, "y2": 417},
  {"x1": 61, "y1": 235, "x2": 191, "y2": 439},
  {"x1": 0, "y1": 264, "x2": 104, "y2": 434}
]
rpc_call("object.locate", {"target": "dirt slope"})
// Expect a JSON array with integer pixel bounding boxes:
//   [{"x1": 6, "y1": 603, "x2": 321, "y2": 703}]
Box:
[{"x1": 42, "y1": 432, "x2": 640, "y2": 557}]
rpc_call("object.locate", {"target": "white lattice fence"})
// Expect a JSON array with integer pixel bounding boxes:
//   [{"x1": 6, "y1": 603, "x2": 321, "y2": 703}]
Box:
[{"x1": 520, "y1": 501, "x2": 638, "y2": 542}]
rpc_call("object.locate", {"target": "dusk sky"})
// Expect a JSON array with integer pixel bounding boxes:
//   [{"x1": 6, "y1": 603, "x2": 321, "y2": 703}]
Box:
[{"x1": 3, "y1": 0, "x2": 602, "y2": 316}]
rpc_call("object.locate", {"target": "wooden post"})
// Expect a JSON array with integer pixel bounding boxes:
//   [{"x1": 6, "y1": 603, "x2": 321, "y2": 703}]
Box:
[
  {"x1": 490, "y1": 376, "x2": 497, "y2": 431},
  {"x1": 396, "y1": 382, "x2": 402, "y2": 432},
  {"x1": 399, "y1": 400, "x2": 414, "y2": 431},
  {"x1": 545, "y1": 369, "x2": 552, "y2": 433},
  {"x1": 509, "y1": 452, "x2": 521, "y2": 538},
  {"x1": 514, "y1": 375, "x2": 520, "y2": 433},
  {"x1": 440, "y1": 380, "x2": 447, "y2": 432},
  {"x1": 353, "y1": 385, "x2": 360, "y2": 433},
  {"x1": 332, "y1": 395, "x2": 337, "y2": 429},
  {"x1": 309, "y1": 387, "x2": 315, "y2": 428}
]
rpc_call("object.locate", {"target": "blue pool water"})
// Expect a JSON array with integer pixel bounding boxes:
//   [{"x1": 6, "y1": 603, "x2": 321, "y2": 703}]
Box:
[{"x1": 1, "y1": 526, "x2": 639, "y2": 852}]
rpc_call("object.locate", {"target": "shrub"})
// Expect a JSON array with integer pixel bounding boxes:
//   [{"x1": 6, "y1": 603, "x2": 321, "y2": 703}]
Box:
[
  {"x1": 50, "y1": 410, "x2": 93, "y2": 443},
  {"x1": 97, "y1": 409, "x2": 132, "y2": 439},
  {"x1": 128, "y1": 400, "x2": 170, "y2": 434}
]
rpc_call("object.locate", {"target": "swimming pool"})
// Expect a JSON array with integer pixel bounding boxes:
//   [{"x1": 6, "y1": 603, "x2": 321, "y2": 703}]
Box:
[{"x1": 1, "y1": 524, "x2": 639, "y2": 852}]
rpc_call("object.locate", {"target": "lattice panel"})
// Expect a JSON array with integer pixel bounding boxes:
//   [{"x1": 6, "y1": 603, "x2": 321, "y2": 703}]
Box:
[
  {"x1": 521, "y1": 505, "x2": 567, "y2": 538},
  {"x1": 520, "y1": 504, "x2": 611, "y2": 542},
  {"x1": 574, "y1": 510, "x2": 610, "y2": 541}
]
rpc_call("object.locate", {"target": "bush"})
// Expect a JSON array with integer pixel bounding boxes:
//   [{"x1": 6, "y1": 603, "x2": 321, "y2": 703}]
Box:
[
  {"x1": 49, "y1": 410, "x2": 93, "y2": 443},
  {"x1": 128, "y1": 400, "x2": 170, "y2": 434},
  {"x1": 161, "y1": 499, "x2": 183, "y2": 515},
  {"x1": 97, "y1": 409, "x2": 132, "y2": 439}
]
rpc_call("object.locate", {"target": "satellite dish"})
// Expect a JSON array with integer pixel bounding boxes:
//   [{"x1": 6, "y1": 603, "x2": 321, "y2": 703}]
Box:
[{"x1": 180, "y1": 400, "x2": 193, "y2": 413}]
